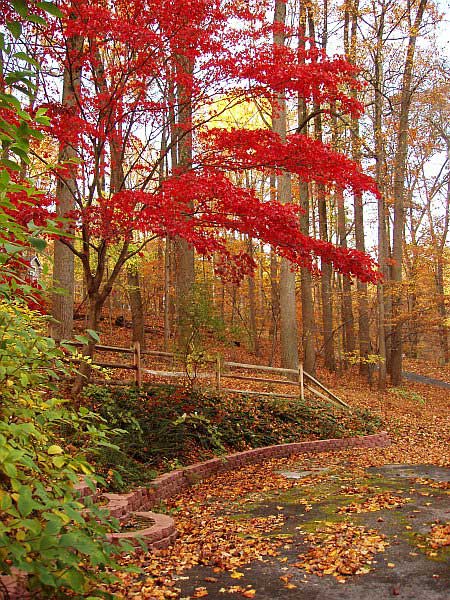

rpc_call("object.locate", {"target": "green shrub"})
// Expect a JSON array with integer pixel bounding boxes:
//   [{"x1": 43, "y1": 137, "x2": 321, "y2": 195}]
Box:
[
  {"x1": 82, "y1": 384, "x2": 383, "y2": 487},
  {"x1": 389, "y1": 387, "x2": 425, "y2": 405},
  {"x1": 0, "y1": 303, "x2": 134, "y2": 598}
]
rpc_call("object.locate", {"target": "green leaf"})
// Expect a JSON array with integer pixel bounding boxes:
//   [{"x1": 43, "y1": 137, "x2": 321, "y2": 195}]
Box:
[
  {"x1": 3, "y1": 461, "x2": 17, "y2": 478},
  {"x1": 0, "y1": 492, "x2": 12, "y2": 511},
  {"x1": 13, "y1": 52, "x2": 40, "y2": 68},
  {"x1": 62, "y1": 505, "x2": 86, "y2": 525},
  {"x1": 25, "y1": 13, "x2": 47, "y2": 26},
  {"x1": 34, "y1": 565, "x2": 56, "y2": 588},
  {"x1": 29, "y1": 236, "x2": 47, "y2": 251},
  {"x1": 17, "y1": 488, "x2": 35, "y2": 517},
  {"x1": 36, "y1": 2, "x2": 63, "y2": 18},
  {"x1": 6, "y1": 21, "x2": 22, "y2": 40},
  {"x1": 20, "y1": 518, "x2": 42, "y2": 536},
  {"x1": 3, "y1": 242, "x2": 23, "y2": 254},
  {"x1": 19, "y1": 372, "x2": 29, "y2": 386},
  {"x1": 1, "y1": 158, "x2": 21, "y2": 171},
  {"x1": 47, "y1": 445, "x2": 63, "y2": 455},
  {"x1": 86, "y1": 329, "x2": 100, "y2": 343},
  {"x1": 52, "y1": 455, "x2": 65, "y2": 468},
  {"x1": 59, "y1": 568, "x2": 85, "y2": 592},
  {"x1": 11, "y1": 0, "x2": 28, "y2": 17}
]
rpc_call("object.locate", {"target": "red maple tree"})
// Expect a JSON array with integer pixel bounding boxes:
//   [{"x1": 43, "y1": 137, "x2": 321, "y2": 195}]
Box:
[{"x1": 15, "y1": 0, "x2": 380, "y2": 338}]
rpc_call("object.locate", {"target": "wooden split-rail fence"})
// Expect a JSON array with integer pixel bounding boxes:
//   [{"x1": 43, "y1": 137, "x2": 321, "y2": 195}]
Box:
[{"x1": 69, "y1": 341, "x2": 349, "y2": 410}]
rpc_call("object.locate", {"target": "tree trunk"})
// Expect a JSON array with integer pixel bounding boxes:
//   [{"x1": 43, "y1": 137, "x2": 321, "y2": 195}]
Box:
[
  {"x1": 372, "y1": 3, "x2": 389, "y2": 389},
  {"x1": 390, "y1": 0, "x2": 428, "y2": 385},
  {"x1": 273, "y1": 0, "x2": 299, "y2": 373},
  {"x1": 72, "y1": 294, "x2": 103, "y2": 395},
  {"x1": 298, "y1": 1, "x2": 316, "y2": 374},
  {"x1": 436, "y1": 256, "x2": 449, "y2": 363},
  {"x1": 51, "y1": 33, "x2": 83, "y2": 342},
  {"x1": 354, "y1": 189, "x2": 371, "y2": 375},
  {"x1": 318, "y1": 182, "x2": 335, "y2": 372},
  {"x1": 344, "y1": 0, "x2": 370, "y2": 375},
  {"x1": 247, "y1": 238, "x2": 259, "y2": 355},
  {"x1": 308, "y1": 5, "x2": 335, "y2": 371},
  {"x1": 163, "y1": 237, "x2": 171, "y2": 350},
  {"x1": 429, "y1": 144, "x2": 450, "y2": 364},
  {"x1": 127, "y1": 265, "x2": 145, "y2": 350},
  {"x1": 174, "y1": 54, "x2": 195, "y2": 354},
  {"x1": 269, "y1": 248, "x2": 280, "y2": 367},
  {"x1": 299, "y1": 182, "x2": 316, "y2": 374},
  {"x1": 336, "y1": 189, "x2": 356, "y2": 359}
]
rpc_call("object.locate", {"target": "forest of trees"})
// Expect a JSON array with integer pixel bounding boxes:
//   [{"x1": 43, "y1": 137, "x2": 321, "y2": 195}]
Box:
[{"x1": 3, "y1": 0, "x2": 450, "y2": 386}]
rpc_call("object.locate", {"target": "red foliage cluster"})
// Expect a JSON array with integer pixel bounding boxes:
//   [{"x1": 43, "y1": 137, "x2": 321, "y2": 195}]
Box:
[
  {"x1": 15, "y1": 0, "x2": 381, "y2": 286},
  {"x1": 80, "y1": 168, "x2": 379, "y2": 283},
  {"x1": 201, "y1": 128, "x2": 378, "y2": 197}
]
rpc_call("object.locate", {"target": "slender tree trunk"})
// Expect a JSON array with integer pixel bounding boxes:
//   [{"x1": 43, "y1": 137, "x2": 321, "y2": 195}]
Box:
[
  {"x1": 51, "y1": 33, "x2": 83, "y2": 342},
  {"x1": 317, "y1": 181, "x2": 336, "y2": 371},
  {"x1": 269, "y1": 248, "x2": 280, "y2": 366},
  {"x1": 390, "y1": 0, "x2": 428, "y2": 385},
  {"x1": 336, "y1": 189, "x2": 356, "y2": 359},
  {"x1": 164, "y1": 237, "x2": 171, "y2": 350},
  {"x1": 269, "y1": 175, "x2": 279, "y2": 365},
  {"x1": 127, "y1": 265, "x2": 145, "y2": 350},
  {"x1": 428, "y1": 145, "x2": 450, "y2": 364},
  {"x1": 436, "y1": 256, "x2": 449, "y2": 363},
  {"x1": 298, "y1": 1, "x2": 316, "y2": 374},
  {"x1": 174, "y1": 54, "x2": 195, "y2": 354},
  {"x1": 308, "y1": 5, "x2": 335, "y2": 371},
  {"x1": 354, "y1": 189, "x2": 371, "y2": 373},
  {"x1": 344, "y1": 0, "x2": 370, "y2": 375},
  {"x1": 299, "y1": 182, "x2": 316, "y2": 374},
  {"x1": 273, "y1": 0, "x2": 299, "y2": 373},
  {"x1": 373, "y1": 5, "x2": 388, "y2": 389},
  {"x1": 247, "y1": 238, "x2": 259, "y2": 355},
  {"x1": 72, "y1": 243, "x2": 130, "y2": 393}
]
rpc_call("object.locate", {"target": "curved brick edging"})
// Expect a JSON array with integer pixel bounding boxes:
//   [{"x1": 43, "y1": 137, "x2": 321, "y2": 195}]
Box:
[
  {"x1": 88, "y1": 430, "x2": 391, "y2": 546},
  {"x1": 109, "y1": 512, "x2": 177, "y2": 548},
  {"x1": 1, "y1": 431, "x2": 390, "y2": 598},
  {"x1": 145, "y1": 430, "x2": 391, "y2": 505},
  {"x1": 73, "y1": 431, "x2": 390, "y2": 545}
]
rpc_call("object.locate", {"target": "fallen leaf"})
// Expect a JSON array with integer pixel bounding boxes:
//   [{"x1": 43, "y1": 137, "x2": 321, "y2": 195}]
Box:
[{"x1": 231, "y1": 571, "x2": 245, "y2": 579}]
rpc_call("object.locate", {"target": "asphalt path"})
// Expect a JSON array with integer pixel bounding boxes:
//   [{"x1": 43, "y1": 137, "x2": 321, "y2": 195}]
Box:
[
  {"x1": 178, "y1": 464, "x2": 450, "y2": 600},
  {"x1": 402, "y1": 372, "x2": 450, "y2": 390}
]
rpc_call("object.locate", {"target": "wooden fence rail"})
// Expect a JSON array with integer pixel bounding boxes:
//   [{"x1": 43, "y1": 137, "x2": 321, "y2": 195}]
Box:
[{"x1": 66, "y1": 341, "x2": 349, "y2": 409}]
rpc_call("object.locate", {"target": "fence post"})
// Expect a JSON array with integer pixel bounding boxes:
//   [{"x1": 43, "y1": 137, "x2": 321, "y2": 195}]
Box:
[
  {"x1": 216, "y1": 354, "x2": 222, "y2": 393},
  {"x1": 298, "y1": 362, "x2": 304, "y2": 401},
  {"x1": 133, "y1": 341, "x2": 142, "y2": 387}
]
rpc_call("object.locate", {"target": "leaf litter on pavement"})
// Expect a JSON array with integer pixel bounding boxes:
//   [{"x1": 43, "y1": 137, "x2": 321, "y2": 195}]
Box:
[{"x1": 104, "y1": 372, "x2": 449, "y2": 599}]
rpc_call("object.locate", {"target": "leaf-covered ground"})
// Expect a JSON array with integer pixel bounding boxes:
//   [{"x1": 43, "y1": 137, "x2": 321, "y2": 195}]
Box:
[{"x1": 101, "y1": 374, "x2": 449, "y2": 599}]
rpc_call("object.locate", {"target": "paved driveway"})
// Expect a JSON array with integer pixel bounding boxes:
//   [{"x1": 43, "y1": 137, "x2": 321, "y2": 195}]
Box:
[{"x1": 177, "y1": 464, "x2": 449, "y2": 599}]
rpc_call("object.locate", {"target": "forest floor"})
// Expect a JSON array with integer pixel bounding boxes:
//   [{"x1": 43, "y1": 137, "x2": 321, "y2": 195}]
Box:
[{"x1": 91, "y1": 325, "x2": 450, "y2": 599}]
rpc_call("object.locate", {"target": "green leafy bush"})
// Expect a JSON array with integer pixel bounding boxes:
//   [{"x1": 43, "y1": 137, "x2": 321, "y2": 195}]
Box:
[
  {"x1": 0, "y1": 303, "x2": 132, "y2": 597},
  {"x1": 389, "y1": 387, "x2": 425, "y2": 405},
  {"x1": 82, "y1": 384, "x2": 383, "y2": 487}
]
